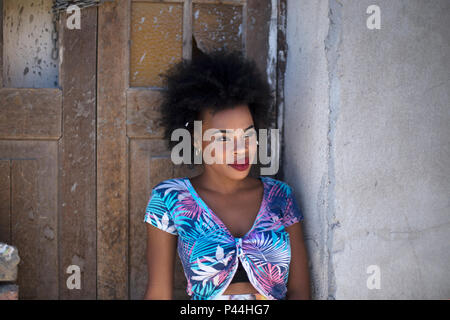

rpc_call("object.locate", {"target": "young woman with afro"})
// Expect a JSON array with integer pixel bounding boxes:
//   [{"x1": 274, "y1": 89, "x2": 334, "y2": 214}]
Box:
[{"x1": 144, "y1": 49, "x2": 310, "y2": 300}]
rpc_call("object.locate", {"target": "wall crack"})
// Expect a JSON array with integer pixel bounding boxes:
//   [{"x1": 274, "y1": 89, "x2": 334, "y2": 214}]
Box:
[{"x1": 324, "y1": 0, "x2": 343, "y2": 300}]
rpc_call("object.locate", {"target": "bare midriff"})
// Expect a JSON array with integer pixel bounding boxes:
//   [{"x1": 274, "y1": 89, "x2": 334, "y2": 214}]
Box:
[{"x1": 222, "y1": 282, "x2": 259, "y2": 295}]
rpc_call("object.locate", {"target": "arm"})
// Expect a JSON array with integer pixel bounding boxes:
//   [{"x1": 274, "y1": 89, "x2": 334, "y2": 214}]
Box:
[
  {"x1": 143, "y1": 223, "x2": 178, "y2": 300},
  {"x1": 285, "y1": 222, "x2": 311, "y2": 300}
]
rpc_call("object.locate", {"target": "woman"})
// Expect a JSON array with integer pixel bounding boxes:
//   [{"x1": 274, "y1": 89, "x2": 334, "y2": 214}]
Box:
[{"x1": 143, "y1": 50, "x2": 310, "y2": 300}]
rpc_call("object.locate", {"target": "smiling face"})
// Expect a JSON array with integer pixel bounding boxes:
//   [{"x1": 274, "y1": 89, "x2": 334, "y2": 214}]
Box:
[{"x1": 195, "y1": 104, "x2": 258, "y2": 181}]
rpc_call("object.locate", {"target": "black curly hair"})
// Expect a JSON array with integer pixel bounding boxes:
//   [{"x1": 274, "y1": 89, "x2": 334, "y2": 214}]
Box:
[{"x1": 159, "y1": 49, "x2": 275, "y2": 151}]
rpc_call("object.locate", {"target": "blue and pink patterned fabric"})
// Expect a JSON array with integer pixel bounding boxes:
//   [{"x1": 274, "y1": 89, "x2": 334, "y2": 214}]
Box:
[{"x1": 143, "y1": 176, "x2": 304, "y2": 300}]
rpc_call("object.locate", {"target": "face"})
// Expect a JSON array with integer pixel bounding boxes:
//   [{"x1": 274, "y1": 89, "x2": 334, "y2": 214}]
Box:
[{"x1": 195, "y1": 104, "x2": 258, "y2": 181}]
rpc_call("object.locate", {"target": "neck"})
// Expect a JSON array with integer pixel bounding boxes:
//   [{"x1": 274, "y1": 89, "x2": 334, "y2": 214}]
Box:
[{"x1": 196, "y1": 167, "x2": 249, "y2": 195}]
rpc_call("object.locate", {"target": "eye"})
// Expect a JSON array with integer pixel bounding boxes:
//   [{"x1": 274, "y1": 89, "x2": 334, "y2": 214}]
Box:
[{"x1": 244, "y1": 130, "x2": 256, "y2": 139}]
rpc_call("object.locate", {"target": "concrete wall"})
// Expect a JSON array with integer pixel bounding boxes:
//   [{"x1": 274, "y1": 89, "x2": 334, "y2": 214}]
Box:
[{"x1": 283, "y1": 0, "x2": 450, "y2": 299}]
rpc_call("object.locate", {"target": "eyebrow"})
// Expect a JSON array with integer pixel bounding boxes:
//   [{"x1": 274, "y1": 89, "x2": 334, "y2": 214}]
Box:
[{"x1": 212, "y1": 125, "x2": 255, "y2": 135}]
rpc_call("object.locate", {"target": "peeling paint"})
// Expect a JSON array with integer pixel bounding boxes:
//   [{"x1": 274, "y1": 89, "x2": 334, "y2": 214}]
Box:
[
  {"x1": 4, "y1": 0, "x2": 58, "y2": 88},
  {"x1": 139, "y1": 52, "x2": 146, "y2": 64},
  {"x1": 43, "y1": 225, "x2": 55, "y2": 240},
  {"x1": 267, "y1": 0, "x2": 278, "y2": 89},
  {"x1": 71, "y1": 254, "x2": 85, "y2": 270}
]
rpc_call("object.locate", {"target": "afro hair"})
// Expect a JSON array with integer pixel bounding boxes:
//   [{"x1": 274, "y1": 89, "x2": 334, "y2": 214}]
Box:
[{"x1": 159, "y1": 49, "x2": 275, "y2": 150}]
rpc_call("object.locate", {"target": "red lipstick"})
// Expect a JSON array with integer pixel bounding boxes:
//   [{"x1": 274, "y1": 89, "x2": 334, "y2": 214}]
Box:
[{"x1": 228, "y1": 157, "x2": 250, "y2": 171}]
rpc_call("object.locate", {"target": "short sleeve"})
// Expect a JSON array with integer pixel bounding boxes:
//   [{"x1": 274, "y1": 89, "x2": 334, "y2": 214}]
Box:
[
  {"x1": 282, "y1": 186, "x2": 304, "y2": 228},
  {"x1": 143, "y1": 189, "x2": 178, "y2": 235}
]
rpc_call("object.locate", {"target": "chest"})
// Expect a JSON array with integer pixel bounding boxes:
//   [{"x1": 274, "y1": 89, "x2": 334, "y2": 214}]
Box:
[{"x1": 196, "y1": 187, "x2": 263, "y2": 238}]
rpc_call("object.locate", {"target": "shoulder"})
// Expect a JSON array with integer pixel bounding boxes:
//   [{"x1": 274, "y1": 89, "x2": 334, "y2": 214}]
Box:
[
  {"x1": 152, "y1": 177, "x2": 189, "y2": 196},
  {"x1": 261, "y1": 176, "x2": 293, "y2": 198},
  {"x1": 262, "y1": 177, "x2": 303, "y2": 224},
  {"x1": 149, "y1": 177, "x2": 189, "y2": 213}
]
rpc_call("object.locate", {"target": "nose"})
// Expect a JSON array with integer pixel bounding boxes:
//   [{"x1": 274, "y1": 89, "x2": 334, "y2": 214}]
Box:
[{"x1": 233, "y1": 135, "x2": 248, "y2": 156}]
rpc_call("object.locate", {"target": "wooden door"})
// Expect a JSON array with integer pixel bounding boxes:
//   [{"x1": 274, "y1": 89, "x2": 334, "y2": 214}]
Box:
[
  {"x1": 0, "y1": 0, "x2": 97, "y2": 299},
  {"x1": 0, "y1": 0, "x2": 281, "y2": 300},
  {"x1": 97, "y1": 0, "x2": 278, "y2": 300}
]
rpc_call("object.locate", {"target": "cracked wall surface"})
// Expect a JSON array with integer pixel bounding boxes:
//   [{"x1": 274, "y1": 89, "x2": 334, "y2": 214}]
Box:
[{"x1": 283, "y1": 0, "x2": 450, "y2": 299}]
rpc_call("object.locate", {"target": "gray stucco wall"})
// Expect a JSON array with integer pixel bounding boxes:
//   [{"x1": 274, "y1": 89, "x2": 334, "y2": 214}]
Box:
[{"x1": 283, "y1": 0, "x2": 450, "y2": 299}]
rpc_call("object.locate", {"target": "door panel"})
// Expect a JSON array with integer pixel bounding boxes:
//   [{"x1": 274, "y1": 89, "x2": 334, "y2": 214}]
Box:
[
  {"x1": 130, "y1": 2, "x2": 184, "y2": 87},
  {"x1": 98, "y1": 0, "x2": 274, "y2": 299},
  {"x1": 126, "y1": 89, "x2": 166, "y2": 138},
  {"x1": 0, "y1": 1, "x2": 97, "y2": 299},
  {"x1": 2, "y1": 0, "x2": 58, "y2": 88},
  {"x1": 192, "y1": 1, "x2": 245, "y2": 53},
  {"x1": 0, "y1": 89, "x2": 62, "y2": 139},
  {"x1": 0, "y1": 140, "x2": 58, "y2": 299},
  {"x1": 58, "y1": 6, "x2": 97, "y2": 299}
]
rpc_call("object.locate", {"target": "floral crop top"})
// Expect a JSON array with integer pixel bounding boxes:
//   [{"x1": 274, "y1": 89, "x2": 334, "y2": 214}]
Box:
[{"x1": 143, "y1": 176, "x2": 304, "y2": 300}]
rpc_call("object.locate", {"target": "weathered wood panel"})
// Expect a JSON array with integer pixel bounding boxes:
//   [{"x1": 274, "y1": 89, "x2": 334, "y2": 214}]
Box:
[
  {"x1": 0, "y1": 160, "x2": 11, "y2": 243},
  {"x1": 2, "y1": 0, "x2": 58, "y2": 88},
  {"x1": 246, "y1": 0, "x2": 271, "y2": 92},
  {"x1": 0, "y1": 140, "x2": 58, "y2": 299},
  {"x1": 192, "y1": 2, "x2": 244, "y2": 53},
  {"x1": 11, "y1": 159, "x2": 40, "y2": 299},
  {"x1": 0, "y1": 0, "x2": 4, "y2": 87},
  {"x1": 58, "y1": 7, "x2": 97, "y2": 299},
  {"x1": 0, "y1": 88, "x2": 62, "y2": 139},
  {"x1": 97, "y1": 0, "x2": 130, "y2": 299},
  {"x1": 126, "y1": 89, "x2": 165, "y2": 139},
  {"x1": 130, "y1": 1, "x2": 183, "y2": 87},
  {"x1": 134, "y1": 0, "x2": 245, "y2": 4}
]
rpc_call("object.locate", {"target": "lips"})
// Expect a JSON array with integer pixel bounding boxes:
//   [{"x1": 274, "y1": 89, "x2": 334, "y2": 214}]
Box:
[{"x1": 228, "y1": 157, "x2": 250, "y2": 171}]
